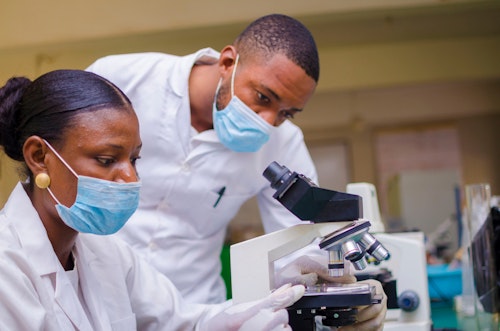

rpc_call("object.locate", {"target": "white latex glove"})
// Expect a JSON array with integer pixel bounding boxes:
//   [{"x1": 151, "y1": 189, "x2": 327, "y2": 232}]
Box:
[
  {"x1": 203, "y1": 283, "x2": 305, "y2": 331},
  {"x1": 337, "y1": 279, "x2": 387, "y2": 331},
  {"x1": 275, "y1": 255, "x2": 356, "y2": 288}
]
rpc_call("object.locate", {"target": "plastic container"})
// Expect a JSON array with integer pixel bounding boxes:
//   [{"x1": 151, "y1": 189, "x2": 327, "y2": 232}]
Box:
[{"x1": 427, "y1": 264, "x2": 462, "y2": 303}]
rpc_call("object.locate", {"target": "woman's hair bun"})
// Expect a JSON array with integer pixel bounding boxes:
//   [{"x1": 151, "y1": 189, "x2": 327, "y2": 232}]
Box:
[{"x1": 0, "y1": 76, "x2": 32, "y2": 160}]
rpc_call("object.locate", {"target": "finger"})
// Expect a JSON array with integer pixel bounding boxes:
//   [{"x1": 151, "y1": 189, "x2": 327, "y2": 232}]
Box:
[
  {"x1": 269, "y1": 284, "x2": 305, "y2": 310},
  {"x1": 338, "y1": 308, "x2": 385, "y2": 331},
  {"x1": 273, "y1": 283, "x2": 292, "y2": 295},
  {"x1": 297, "y1": 255, "x2": 328, "y2": 275},
  {"x1": 357, "y1": 279, "x2": 383, "y2": 293},
  {"x1": 267, "y1": 309, "x2": 289, "y2": 330},
  {"x1": 239, "y1": 283, "x2": 292, "y2": 313},
  {"x1": 316, "y1": 273, "x2": 357, "y2": 284},
  {"x1": 338, "y1": 279, "x2": 387, "y2": 331},
  {"x1": 338, "y1": 316, "x2": 385, "y2": 331},
  {"x1": 354, "y1": 283, "x2": 387, "y2": 323},
  {"x1": 272, "y1": 325, "x2": 292, "y2": 331},
  {"x1": 239, "y1": 308, "x2": 290, "y2": 331},
  {"x1": 355, "y1": 300, "x2": 386, "y2": 324},
  {"x1": 338, "y1": 304, "x2": 386, "y2": 331},
  {"x1": 298, "y1": 273, "x2": 319, "y2": 286},
  {"x1": 226, "y1": 283, "x2": 302, "y2": 317},
  {"x1": 300, "y1": 260, "x2": 356, "y2": 284}
]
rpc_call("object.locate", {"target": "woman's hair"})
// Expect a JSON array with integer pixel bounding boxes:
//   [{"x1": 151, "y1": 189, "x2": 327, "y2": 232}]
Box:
[
  {"x1": 0, "y1": 69, "x2": 132, "y2": 179},
  {"x1": 234, "y1": 14, "x2": 319, "y2": 82}
]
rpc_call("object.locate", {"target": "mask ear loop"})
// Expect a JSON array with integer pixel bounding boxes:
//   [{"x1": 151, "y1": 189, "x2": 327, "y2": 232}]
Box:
[
  {"x1": 230, "y1": 54, "x2": 239, "y2": 98},
  {"x1": 214, "y1": 54, "x2": 240, "y2": 108},
  {"x1": 42, "y1": 139, "x2": 79, "y2": 206},
  {"x1": 42, "y1": 139, "x2": 78, "y2": 178}
]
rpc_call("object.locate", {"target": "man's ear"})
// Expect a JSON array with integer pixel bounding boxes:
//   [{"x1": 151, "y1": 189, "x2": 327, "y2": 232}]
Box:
[
  {"x1": 23, "y1": 136, "x2": 49, "y2": 175},
  {"x1": 218, "y1": 45, "x2": 238, "y2": 77}
]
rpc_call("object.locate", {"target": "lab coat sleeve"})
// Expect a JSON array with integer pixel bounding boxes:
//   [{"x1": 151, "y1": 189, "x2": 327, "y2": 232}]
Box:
[{"x1": 105, "y1": 236, "x2": 220, "y2": 331}]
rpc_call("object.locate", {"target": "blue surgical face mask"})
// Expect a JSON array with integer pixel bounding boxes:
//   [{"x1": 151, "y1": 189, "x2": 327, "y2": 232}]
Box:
[
  {"x1": 43, "y1": 139, "x2": 141, "y2": 235},
  {"x1": 213, "y1": 54, "x2": 273, "y2": 153}
]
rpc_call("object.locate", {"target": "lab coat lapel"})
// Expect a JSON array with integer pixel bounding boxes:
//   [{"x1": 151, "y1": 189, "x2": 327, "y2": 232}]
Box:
[
  {"x1": 74, "y1": 238, "x2": 113, "y2": 331},
  {"x1": 53, "y1": 270, "x2": 94, "y2": 330},
  {"x1": 188, "y1": 129, "x2": 224, "y2": 161},
  {"x1": 8, "y1": 183, "x2": 93, "y2": 330}
]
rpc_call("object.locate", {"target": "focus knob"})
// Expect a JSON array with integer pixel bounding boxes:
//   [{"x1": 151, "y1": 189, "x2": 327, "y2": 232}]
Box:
[{"x1": 397, "y1": 290, "x2": 420, "y2": 312}]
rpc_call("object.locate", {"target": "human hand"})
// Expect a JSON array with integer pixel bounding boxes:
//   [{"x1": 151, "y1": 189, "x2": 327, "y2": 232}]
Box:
[
  {"x1": 275, "y1": 255, "x2": 356, "y2": 288},
  {"x1": 204, "y1": 283, "x2": 305, "y2": 331},
  {"x1": 275, "y1": 256, "x2": 386, "y2": 331},
  {"x1": 338, "y1": 279, "x2": 387, "y2": 331}
]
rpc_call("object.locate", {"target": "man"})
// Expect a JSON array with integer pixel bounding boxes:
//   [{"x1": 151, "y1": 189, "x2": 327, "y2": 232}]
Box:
[{"x1": 87, "y1": 14, "x2": 386, "y2": 330}]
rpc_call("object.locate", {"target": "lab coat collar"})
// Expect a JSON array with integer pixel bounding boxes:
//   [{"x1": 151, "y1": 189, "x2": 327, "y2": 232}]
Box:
[
  {"x1": 49, "y1": 239, "x2": 111, "y2": 331},
  {"x1": 53, "y1": 269, "x2": 92, "y2": 330},
  {"x1": 185, "y1": 129, "x2": 223, "y2": 162},
  {"x1": 169, "y1": 47, "x2": 219, "y2": 97},
  {"x1": 6, "y1": 183, "x2": 60, "y2": 277},
  {"x1": 5, "y1": 183, "x2": 97, "y2": 329}
]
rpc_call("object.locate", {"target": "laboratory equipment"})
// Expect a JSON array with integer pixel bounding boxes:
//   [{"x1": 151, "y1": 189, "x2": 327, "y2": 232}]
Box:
[
  {"x1": 470, "y1": 206, "x2": 500, "y2": 331},
  {"x1": 355, "y1": 232, "x2": 432, "y2": 331},
  {"x1": 346, "y1": 183, "x2": 432, "y2": 331},
  {"x1": 230, "y1": 161, "x2": 389, "y2": 329},
  {"x1": 472, "y1": 205, "x2": 500, "y2": 313}
]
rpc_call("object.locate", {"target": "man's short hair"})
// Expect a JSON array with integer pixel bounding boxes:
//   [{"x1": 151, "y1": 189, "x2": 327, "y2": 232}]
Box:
[{"x1": 234, "y1": 14, "x2": 320, "y2": 82}]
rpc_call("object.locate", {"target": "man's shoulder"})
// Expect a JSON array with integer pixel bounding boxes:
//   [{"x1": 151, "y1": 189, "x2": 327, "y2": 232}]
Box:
[
  {"x1": 274, "y1": 120, "x2": 305, "y2": 140},
  {"x1": 89, "y1": 52, "x2": 180, "y2": 70},
  {"x1": 90, "y1": 48, "x2": 217, "y2": 68},
  {"x1": 259, "y1": 120, "x2": 306, "y2": 156}
]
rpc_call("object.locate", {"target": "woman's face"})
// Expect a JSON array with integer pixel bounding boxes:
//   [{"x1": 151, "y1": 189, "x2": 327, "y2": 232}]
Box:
[{"x1": 45, "y1": 107, "x2": 142, "y2": 208}]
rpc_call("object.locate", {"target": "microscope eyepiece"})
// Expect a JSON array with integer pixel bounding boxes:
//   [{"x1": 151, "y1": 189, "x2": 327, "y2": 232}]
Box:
[{"x1": 263, "y1": 161, "x2": 293, "y2": 190}]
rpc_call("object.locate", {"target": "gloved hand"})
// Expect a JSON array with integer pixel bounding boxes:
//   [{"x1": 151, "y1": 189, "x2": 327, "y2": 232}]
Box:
[
  {"x1": 276, "y1": 256, "x2": 387, "y2": 331},
  {"x1": 275, "y1": 255, "x2": 356, "y2": 288},
  {"x1": 338, "y1": 279, "x2": 387, "y2": 331},
  {"x1": 203, "y1": 283, "x2": 305, "y2": 331}
]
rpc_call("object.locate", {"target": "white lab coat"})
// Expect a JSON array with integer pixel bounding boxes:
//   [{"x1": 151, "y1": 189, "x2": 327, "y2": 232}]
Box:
[
  {"x1": 0, "y1": 183, "x2": 219, "y2": 331},
  {"x1": 86, "y1": 48, "x2": 318, "y2": 304}
]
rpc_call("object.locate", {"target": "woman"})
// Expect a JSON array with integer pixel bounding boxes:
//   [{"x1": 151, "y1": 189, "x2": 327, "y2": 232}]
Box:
[{"x1": 0, "y1": 69, "x2": 303, "y2": 330}]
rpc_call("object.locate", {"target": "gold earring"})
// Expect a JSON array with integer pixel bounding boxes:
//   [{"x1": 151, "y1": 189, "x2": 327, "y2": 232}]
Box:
[{"x1": 35, "y1": 173, "x2": 51, "y2": 189}]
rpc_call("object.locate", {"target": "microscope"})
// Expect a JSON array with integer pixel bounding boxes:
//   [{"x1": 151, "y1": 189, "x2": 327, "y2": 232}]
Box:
[{"x1": 230, "y1": 162, "x2": 390, "y2": 329}]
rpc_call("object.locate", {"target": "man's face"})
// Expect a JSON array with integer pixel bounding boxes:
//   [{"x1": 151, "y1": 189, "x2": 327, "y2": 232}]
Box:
[{"x1": 216, "y1": 53, "x2": 317, "y2": 127}]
